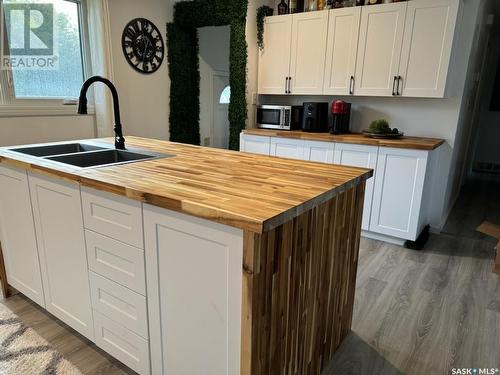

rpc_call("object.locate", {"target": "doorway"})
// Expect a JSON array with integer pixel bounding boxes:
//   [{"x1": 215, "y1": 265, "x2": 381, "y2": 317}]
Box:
[
  {"x1": 198, "y1": 25, "x2": 230, "y2": 149},
  {"x1": 212, "y1": 73, "x2": 230, "y2": 149}
]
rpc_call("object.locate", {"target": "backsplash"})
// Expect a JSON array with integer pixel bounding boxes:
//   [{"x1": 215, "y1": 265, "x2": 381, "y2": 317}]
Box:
[{"x1": 258, "y1": 94, "x2": 460, "y2": 143}]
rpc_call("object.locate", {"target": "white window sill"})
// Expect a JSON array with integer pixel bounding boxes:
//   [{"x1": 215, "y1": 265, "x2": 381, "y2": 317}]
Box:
[{"x1": 0, "y1": 105, "x2": 96, "y2": 118}]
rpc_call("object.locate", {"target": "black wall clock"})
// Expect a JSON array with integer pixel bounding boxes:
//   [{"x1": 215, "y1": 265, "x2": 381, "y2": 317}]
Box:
[{"x1": 122, "y1": 18, "x2": 164, "y2": 74}]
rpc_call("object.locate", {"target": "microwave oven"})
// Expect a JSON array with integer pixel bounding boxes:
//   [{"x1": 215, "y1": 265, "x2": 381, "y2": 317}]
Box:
[{"x1": 256, "y1": 105, "x2": 302, "y2": 130}]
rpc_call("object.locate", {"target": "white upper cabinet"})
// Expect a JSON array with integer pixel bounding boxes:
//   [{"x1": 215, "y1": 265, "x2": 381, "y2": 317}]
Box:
[
  {"x1": 28, "y1": 173, "x2": 94, "y2": 341},
  {"x1": 0, "y1": 165, "x2": 44, "y2": 306},
  {"x1": 399, "y1": 0, "x2": 459, "y2": 97},
  {"x1": 355, "y1": 2, "x2": 407, "y2": 96},
  {"x1": 323, "y1": 7, "x2": 361, "y2": 95},
  {"x1": 289, "y1": 11, "x2": 329, "y2": 95},
  {"x1": 258, "y1": 15, "x2": 292, "y2": 95}
]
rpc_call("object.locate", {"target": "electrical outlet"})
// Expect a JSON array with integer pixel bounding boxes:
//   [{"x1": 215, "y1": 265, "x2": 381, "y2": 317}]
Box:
[{"x1": 203, "y1": 137, "x2": 211, "y2": 146}]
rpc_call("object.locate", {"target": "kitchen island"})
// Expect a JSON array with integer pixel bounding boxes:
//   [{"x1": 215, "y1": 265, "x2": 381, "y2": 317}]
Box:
[{"x1": 0, "y1": 137, "x2": 372, "y2": 375}]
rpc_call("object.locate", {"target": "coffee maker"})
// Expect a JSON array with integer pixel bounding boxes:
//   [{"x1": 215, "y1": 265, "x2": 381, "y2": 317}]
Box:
[
  {"x1": 330, "y1": 100, "x2": 352, "y2": 135},
  {"x1": 301, "y1": 102, "x2": 329, "y2": 133}
]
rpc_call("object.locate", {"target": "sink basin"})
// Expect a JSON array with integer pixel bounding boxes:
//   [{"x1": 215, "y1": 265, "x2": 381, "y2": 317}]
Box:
[
  {"x1": 10, "y1": 143, "x2": 107, "y2": 157},
  {"x1": 47, "y1": 149, "x2": 169, "y2": 168}
]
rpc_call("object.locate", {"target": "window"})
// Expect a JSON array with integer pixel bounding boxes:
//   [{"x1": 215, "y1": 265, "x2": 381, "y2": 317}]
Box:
[
  {"x1": 0, "y1": 0, "x2": 88, "y2": 106},
  {"x1": 219, "y1": 85, "x2": 230, "y2": 104}
]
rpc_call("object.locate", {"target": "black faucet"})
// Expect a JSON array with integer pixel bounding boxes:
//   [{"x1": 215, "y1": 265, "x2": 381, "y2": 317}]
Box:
[{"x1": 78, "y1": 76, "x2": 126, "y2": 150}]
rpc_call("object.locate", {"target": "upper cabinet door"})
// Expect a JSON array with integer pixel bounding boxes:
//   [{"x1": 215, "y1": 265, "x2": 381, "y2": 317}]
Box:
[
  {"x1": 258, "y1": 15, "x2": 293, "y2": 95},
  {"x1": 354, "y1": 3, "x2": 407, "y2": 96},
  {"x1": 0, "y1": 165, "x2": 45, "y2": 307},
  {"x1": 323, "y1": 7, "x2": 361, "y2": 95},
  {"x1": 29, "y1": 173, "x2": 94, "y2": 341},
  {"x1": 289, "y1": 11, "x2": 329, "y2": 95},
  {"x1": 399, "y1": 0, "x2": 459, "y2": 98}
]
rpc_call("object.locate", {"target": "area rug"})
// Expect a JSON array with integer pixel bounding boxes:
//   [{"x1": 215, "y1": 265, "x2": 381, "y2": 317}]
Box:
[{"x1": 0, "y1": 303, "x2": 82, "y2": 375}]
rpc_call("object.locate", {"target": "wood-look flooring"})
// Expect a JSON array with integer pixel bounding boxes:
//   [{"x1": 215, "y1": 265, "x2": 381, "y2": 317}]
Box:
[{"x1": 1, "y1": 177, "x2": 499, "y2": 375}]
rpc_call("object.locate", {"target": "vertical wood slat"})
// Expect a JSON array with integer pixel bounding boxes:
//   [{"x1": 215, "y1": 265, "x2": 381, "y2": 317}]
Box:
[{"x1": 241, "y1": 183, "x2": 366, "y2": 375}]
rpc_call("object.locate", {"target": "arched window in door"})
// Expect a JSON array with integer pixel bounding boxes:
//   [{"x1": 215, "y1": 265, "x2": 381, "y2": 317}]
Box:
[{"x1": 219, "y1": 85, "x2": 231, "y2": 104}]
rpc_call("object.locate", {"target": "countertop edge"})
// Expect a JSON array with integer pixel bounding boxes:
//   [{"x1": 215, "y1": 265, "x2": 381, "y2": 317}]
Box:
[{"x1": 242, "y1": 129, "x2": 445, "y2": 151}]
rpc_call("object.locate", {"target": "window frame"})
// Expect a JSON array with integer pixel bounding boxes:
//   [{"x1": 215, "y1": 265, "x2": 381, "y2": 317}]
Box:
[{"x1": 0, "y1": 0, "x2": 93, "y2": 117}]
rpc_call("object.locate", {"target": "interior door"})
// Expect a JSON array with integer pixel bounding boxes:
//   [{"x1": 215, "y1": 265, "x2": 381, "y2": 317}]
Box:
[
  {"x1": 0, "y1": 165, "x2": 44, "y2": 306},
  {"x1": 212, "y1": 72, "x2": 230, "y2": 149},
  {"x1": 399, "y1": 0, "x2": 459, "y2": 98},
  {"x1": 354, "y1": 2, "x2": 407, "y2": 96},
  {"x1": 289, "y1": 11, "x2": 329, "y2": 95},
  {"x1": 258, "y1": 15, "x2": 292, "y2": 94},
  {"x1": 323, "y1": 7, "x2": 361, "y2": 95}
]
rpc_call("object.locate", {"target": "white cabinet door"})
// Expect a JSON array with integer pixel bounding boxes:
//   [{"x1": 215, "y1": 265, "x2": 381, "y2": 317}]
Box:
[
  {"x1": 258, "y1": 15, "x2": 292, "y2": 94},
  {"x1": 334, "y1": 144, "x2": 377, "y2": 231},
  {"x1": 270, "y1": 137, "x2": 304, "y2": 160},
  {"x1": 289, "y1": 11, "x2": 329, "y2": 95},
  {"x1": 303, "y1": 140, "x2": 335, "y2": 163},
  {"x1": 0, "y1": 165, "x2": 44, "y2": 306},
  {"x1": 355, "y1": 2, "x2": 407, "y2": 96},
  {"x1": 399, "y1": 0, "x2": 459, "y2": 98},
  {"x1": 28, "y1": 173, "x2": 94, "y2": 340},
  {"x1": 144, "y1": 205, "x2": 243, "y2": 375},
  {"x1": 370, "y1": 147, "x2": 428, "y2": 241},
  {"x1": 239, "y1": 134, "x2": 271, "y2": 155},
  {"x1": 323, "y1": 7, "x2": 361, "y2": 95}
]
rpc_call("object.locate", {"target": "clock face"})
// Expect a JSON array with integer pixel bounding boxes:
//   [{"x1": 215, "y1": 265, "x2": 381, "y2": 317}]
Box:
[{"x1": 122, "y1": 18, "x2": 164, "y2": 74}]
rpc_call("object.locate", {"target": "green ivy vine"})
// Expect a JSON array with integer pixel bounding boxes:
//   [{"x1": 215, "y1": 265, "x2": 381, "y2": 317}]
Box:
[
  {"x1": 257, "y1": 6, "x2": 274, "y2": 50},
  {"x1": 167, "y1": 0, "x2": 249, "y2": 150}
]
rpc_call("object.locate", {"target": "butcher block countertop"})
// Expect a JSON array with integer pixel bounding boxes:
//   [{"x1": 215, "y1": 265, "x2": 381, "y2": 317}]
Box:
[
  {"x1": 243, "y1": 129, "x2": 445, "y2": 151},
  {"x1": 0, "y1": 137, "x2": 372, "y2": 233}
]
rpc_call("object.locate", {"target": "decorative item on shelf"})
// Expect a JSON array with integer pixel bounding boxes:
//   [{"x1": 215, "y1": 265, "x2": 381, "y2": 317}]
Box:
[
  {"x1": 355, "y1": 0, "x2": 364, "y2": 5},
  {"x1": 317, "y1": 0, "x2": 326, "y2": 10},
  {"x1": 325, "y1": 0, "x2": 333, "y2": 9},
  {"x1": 363, "y1": 119, "x2": 404, "y2": 139},
  {"x1": 344, "y1": 0, "x2": 356, "y2": 6},
  {"x1": 333, "y1": 0, "x2": 344, "y2": 8},
  {"x1": 278, "y1": 0, "x2": 288, "y2": 15},
  {"x1": 366, "y1": 0, "x2": 382, "y2": 4},
  {"x1": 307, "y1": 0, "x2": 317, "y2": 11},
  {"x1": 122, "y1": 18, "x2": 164, "y2": 74},
  {"x1": 256, "y1": 6, "x2": 274, "y2": 50}
]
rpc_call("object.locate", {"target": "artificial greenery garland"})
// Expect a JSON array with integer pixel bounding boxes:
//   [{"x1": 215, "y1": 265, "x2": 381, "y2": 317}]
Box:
[
  {"x1": 167, "y1": 0, "x2": 248, "y2": 150},
  {"x1": 257, "y1": 6, "x2": 274, "y2": 51}
]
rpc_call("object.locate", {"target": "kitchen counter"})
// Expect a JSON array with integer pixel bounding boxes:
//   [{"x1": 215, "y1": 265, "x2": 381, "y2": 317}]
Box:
[
  {"x1": 0, "y1": 136, "x2": 371, "y2": 374},
  {"x1": 0, "y1": 136, "x2": 372, "y2": 233},
  {"x1": 243, "y1": 128, "x2": 445, "y2": 151}
]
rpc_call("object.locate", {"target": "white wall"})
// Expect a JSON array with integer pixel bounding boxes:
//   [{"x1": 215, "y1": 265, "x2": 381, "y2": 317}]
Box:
[
  {"x1": 107, "y1": 0, "x2": 173, "y2": 141},
  {"x1": 0, "y1": 115, "x2": 96, "y2": 147},
  {"x1": 199, "y1": 26, "x2": 230, "y2": 146}
]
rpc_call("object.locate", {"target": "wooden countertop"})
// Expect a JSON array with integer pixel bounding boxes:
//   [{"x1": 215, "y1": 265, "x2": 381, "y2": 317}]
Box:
[
  {"x1": 0, "y1": 137, "x2": 372, "y2": 233},
  {"x1": 243, "y1": 129, "x2": 445, "y2": 151}
]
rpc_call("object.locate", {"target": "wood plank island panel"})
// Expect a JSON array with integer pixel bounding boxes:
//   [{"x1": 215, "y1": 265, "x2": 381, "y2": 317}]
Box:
[
  {"x1": 242, "y1": 129, "x2": 445, "y2": 151},
  {"x1": 241, "y1": 182, "x2": 365, "y2": 375},
  {"x1": 0, "y1": 137, "x2": 372, "y2": 233}
]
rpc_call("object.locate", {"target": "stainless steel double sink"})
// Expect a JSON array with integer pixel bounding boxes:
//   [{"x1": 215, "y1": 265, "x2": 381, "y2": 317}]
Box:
[{"x1": 8, "y1": 142, "x2": 173, "y2": 169}]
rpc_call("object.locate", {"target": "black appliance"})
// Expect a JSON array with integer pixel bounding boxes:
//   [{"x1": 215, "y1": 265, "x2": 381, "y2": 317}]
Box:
[
  {"x1": 330, "y1": 100, "x2": 352, "y2": 135},
  {"x1": 302, "y1": 102, "x2": 329, "y2": 133}
]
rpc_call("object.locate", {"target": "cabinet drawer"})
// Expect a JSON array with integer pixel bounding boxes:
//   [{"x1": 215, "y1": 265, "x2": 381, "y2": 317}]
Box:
[
  {"x1": 90, "y1": 272, "x2": 148, "y2": 339},
  {"x1": 94, "y1": 312, "x2": 150, "y2": 375},
  {"x1": 81, "y1": 187, "x2": 143, "y2": 249},
  {"x1": 86, "y1": 230, "x2": 146, "y2": 295}
]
